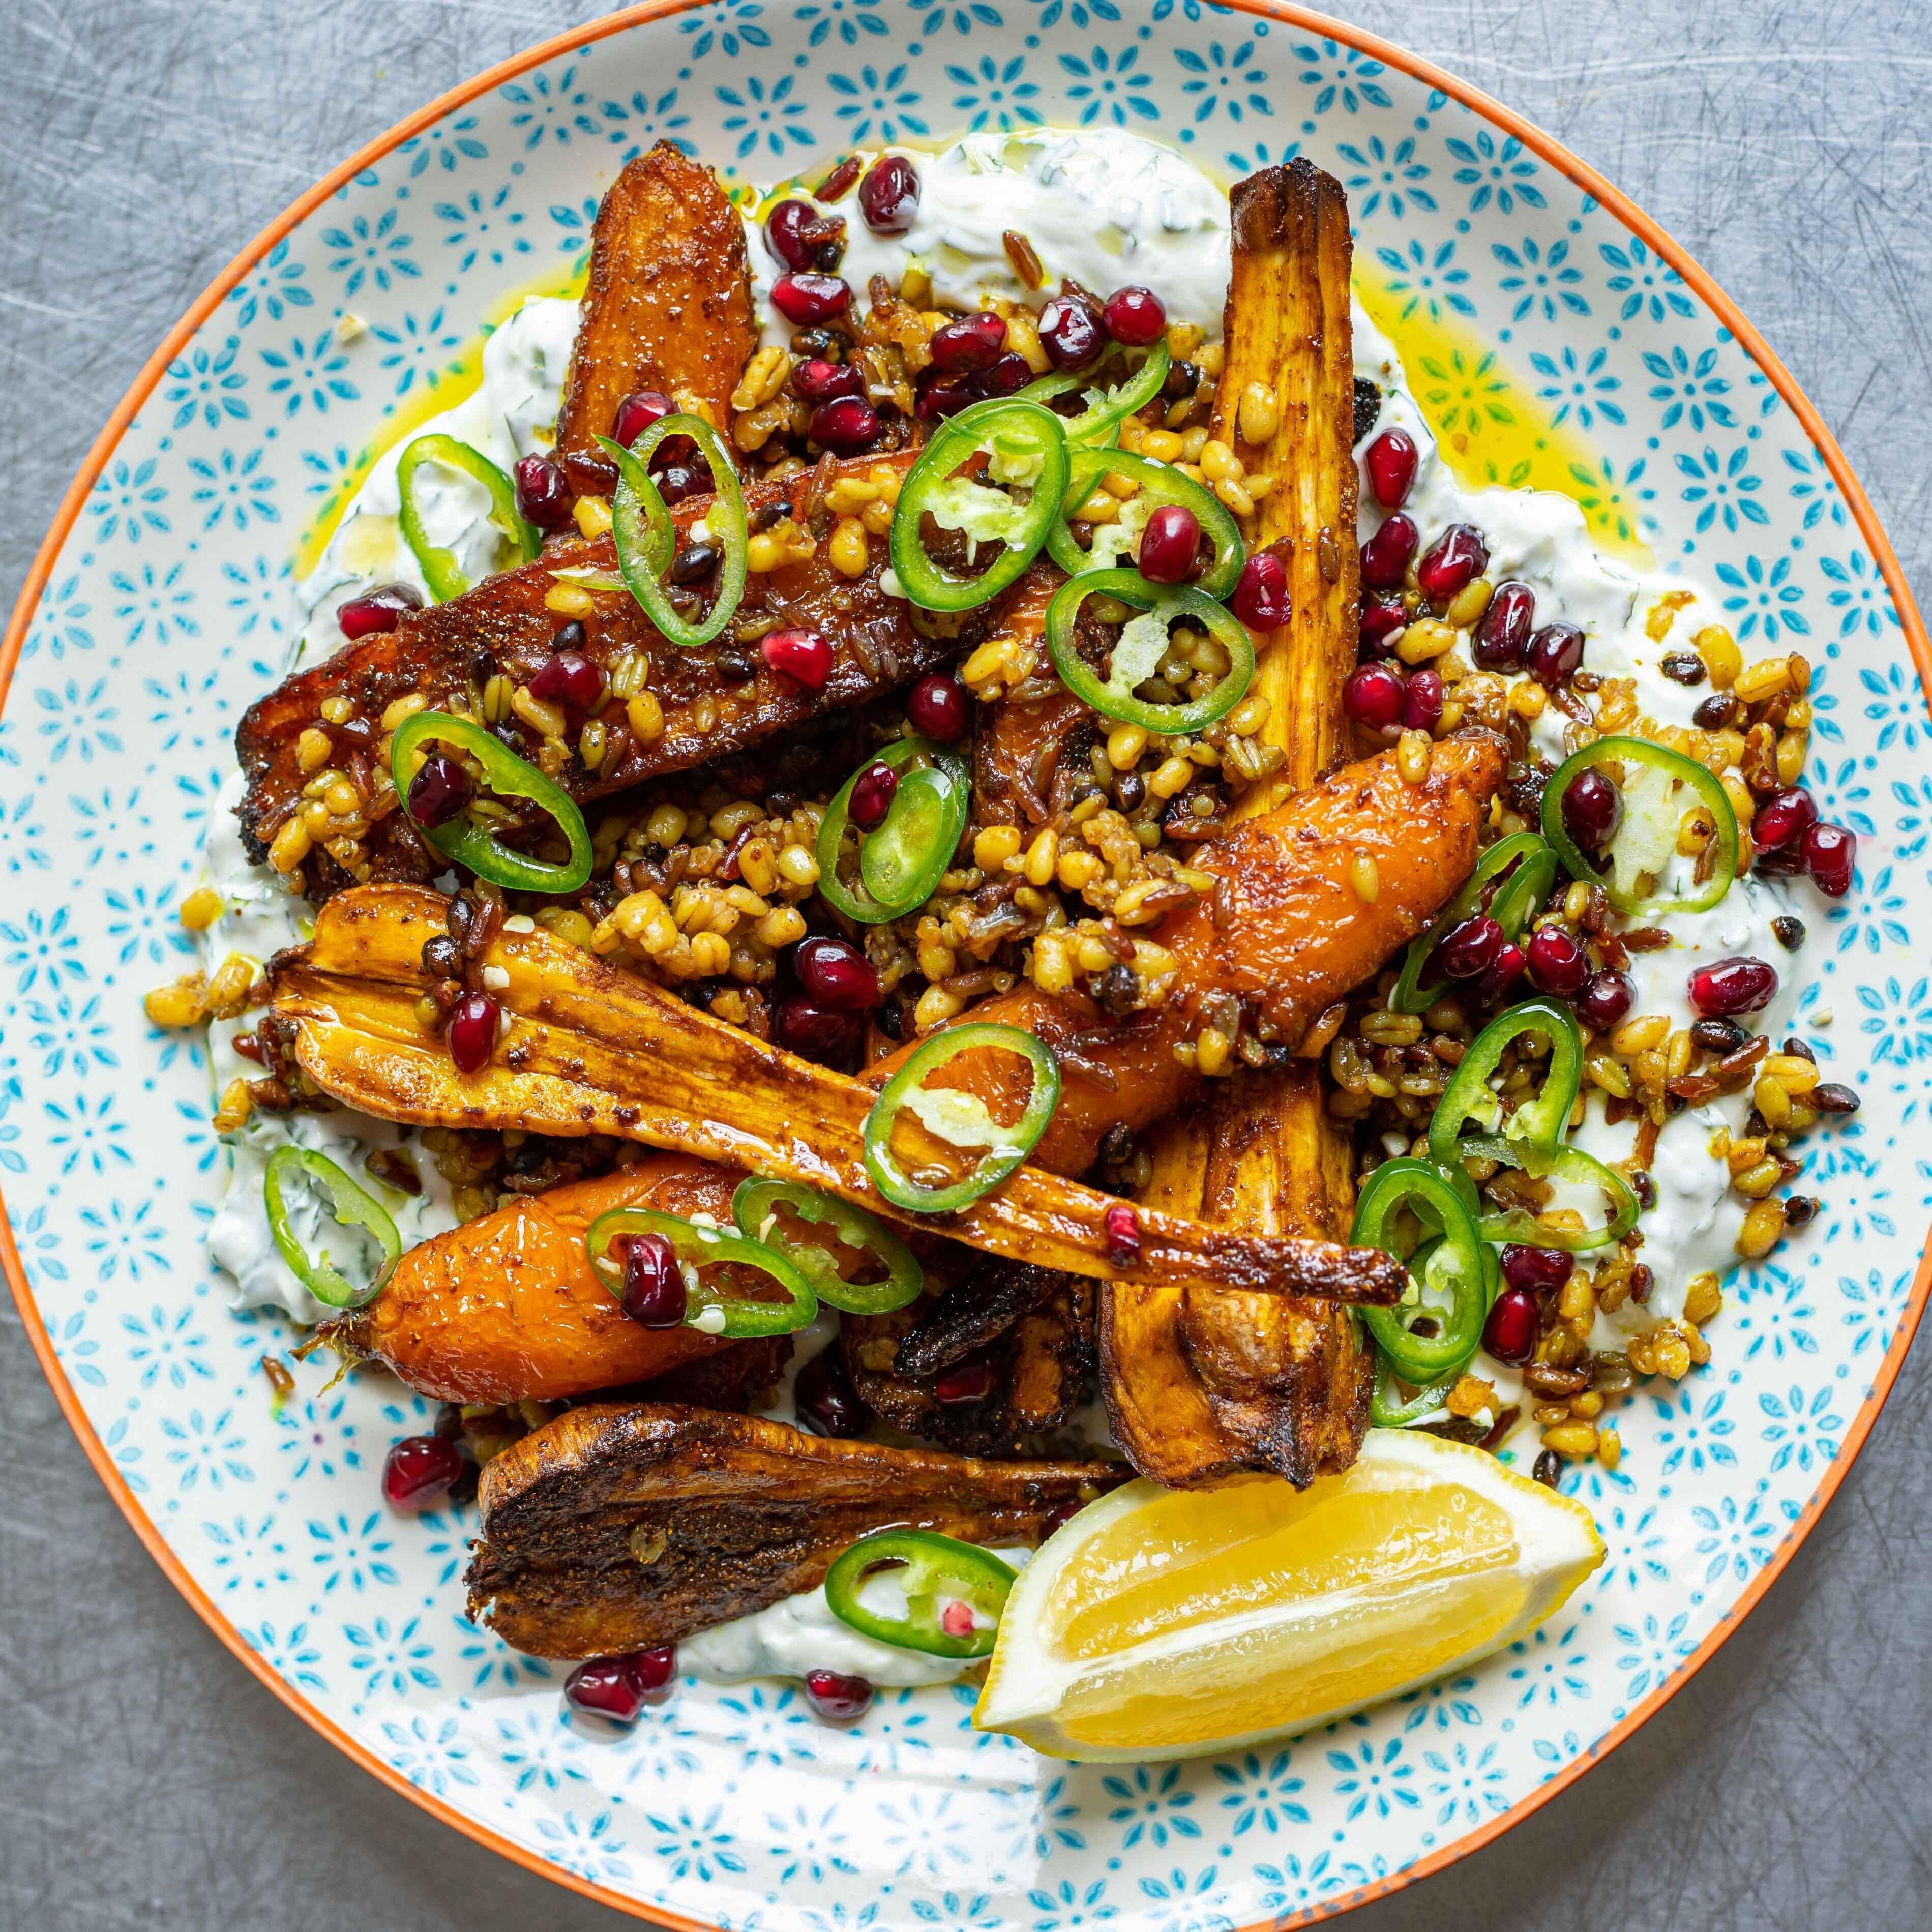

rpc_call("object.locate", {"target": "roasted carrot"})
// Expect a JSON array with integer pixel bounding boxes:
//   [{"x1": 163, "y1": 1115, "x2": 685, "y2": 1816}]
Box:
[
  {"x1": 873, "y1": 731, "x2": 1504, "y2": 1177},
  {"x1": 344, "y1": 1157, "x2": 739, "y2": 1402},
  {"x1": 552, "y1": 143, "x2": 758, "y2": 496}
]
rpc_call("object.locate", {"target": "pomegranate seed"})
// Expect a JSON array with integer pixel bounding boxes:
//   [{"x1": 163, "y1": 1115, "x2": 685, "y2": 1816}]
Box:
[
  {"x1": 528, "y1": 650, "x2": 607, "y2": 711},
  {"x1": 858, "y1": 154, "x2": 921, "y2": 234},
  {"x1": 792, "y1": 358, "x2": 863, "y2": 405},
  {"x1": 764, "y1": 199, "x2": 825, "y2": 272},
  {"x1": 968, "y1": 352, "x2": 1032, "y2": 399},
  {"x1": 1360, "y1": 512, "x2": 1419, "y2": 591},
  {"x1": 1576, "y1": 969, "x2": 1636, "y2": 1031},
  {"x1": 1041, "y1": 1500, "x2": 1082, "y2": 1536},
  {"x1": 928, "y1": 311, "x2": 1007, "y2": 375},
  {"x1": 1561, "y1": 769, "x2": 1622, "y2": 852},
  {"x1": 1438, "y1": 914, "x2": 1505, "y2": 979},
  {"x1": 514, "y1": 454, "x2": 575, "y2": 531},
  {"x1": 1752, "y1": 787, "x2": 1817, "y2": 852},
  {"x1": 1363, "y1": 428, "x2": 1418, "y2": 509},
  {"x1": 812, "y1": 395, "x2": 880, "y2": 455},
  {"x1": 1138, "y1": 504, "x2": 1202, "y2": 584},
  {"x1": 1481, "y1": 1287, "x2": 1541, "y2": 1366},
  {"x1": 761, "y1": 626, "x2": 834, "y2": 691},
  {"x1": 406, "y1": 752, "x2": 473, "y2": 829},
  {"x1": 772, "y1": 273, "x2": 852, "y2": 326},
  {"x1": 338, "y1": 582, "x2": 423, "y2": 640},
  {"x1": 1478, "y1": 941, "x2": 1526, "y2": 1003},
  {"x1": 1471, "y1": 580, "x2": 1535, "y2": 670},
  {"x1": 1359, "y1": 596, "x2": 1408, "y2": 656},
  {"x1": 1687, "y1": 955, "x2": 1779, "y2": 1017},
  {"x1": 1038, "y1": 294, "x2": 1105, "y2": 371},
  {"x1": 1753, "y1": 842, "x2": 1805, "y2": 885},
  {"x1": 940, "y1": 1600, "x2": 977, "y2": 1638},
  {"x1": 1104, "y1": 1203, "x2": 1142, "y2": 1266},
  {"x1": 381, "y1": 1434, "x2": 462, "y2": 1511},
  {"x1": 906, "y1": 672, "x2": 969, "y2": 744},
  {"x1": 615, "y1": 1230, "x2": 686, "y2": 1327},
  {"x1": 1801, "y1": 821, "x2": 1856, "y2": 897},
  {"x1": 564, "y1": 1651, "x2": 673, "y2": 1723},
  {"x1": 848, "y1": 761, "x2": 898, "y2": 830},
  {"x1": 633, "y1": 1644, "x2": 677, "y2": 1691},
  {"x1": 1343, "y1": 662, "x2": 1408, "y2": 731},
  {"x1": 794, "y1": 1346, "x2": 868, "y2": 1437},
  {"x1": 802, "y1": 1669, "x2": 873, "y2": 1721},
  {"x1": 774, "y1": 997, "x2": 863, "y2": 1061},
  {"x1": 1402, "y1": 666, "x2": 1444, "y2": 734},
  {"x1": 1231, "y1": 550, "x2": 1292, "y2": 628},
  {"x1": 612, "y1": 389, "x2": 676, "y2": 448},
  {"x1": 1101, "y1": 285, "x2": 1166, "y2": 346},
  {"x1": 794, "y1": 934, "x2": 880, "y2": 1011},
  {"x1": 654, "y1": 462, "x2": 708, "y2": 507},
  {"x1": 1500, "y1": 1245, "x2": 1573, "y2": 1294},
  {"x1": 918, "y1": 376, "x2": 975, "y2": 420},
  {"x1": 1525, "y1": 925, "x2": 1588, "y2": 995},
  {"x1": 447, "y1": 993, "x2": 498, "y2": 1075},
  {"x1": 933, "y1": 1358, "x2": 995, "y2": 1404},
  {"x1": 1526, "y1": 621, "x2": 1586, "y2": 688},
  {"x1": 1416, "y1": 523, "x2": 1489, "y2": 604}
]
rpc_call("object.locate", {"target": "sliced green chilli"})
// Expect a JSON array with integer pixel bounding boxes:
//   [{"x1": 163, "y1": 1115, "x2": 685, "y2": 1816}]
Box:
[
  {"x1": 395, "y1": 434, "x2": 540, "y2": 603},
  {"x1": 1045, "y1": 568, "x2": 1255, "y2": 734},
  {"x1": 584, "y1": 1207, "x2": 817, "y2": 1337},
  {"x1": 863, "y1": 1023, "x2": 1061, "y2": 1214},
  {"x1": 598, "y1": 419, "x2": 749, "y2": 648},
  {"x1": 730, "y1": 1177, "x2": 924, "y2": 1315},
  {"x1": 1541, "y1": 734, "x2": 1739, "y2": 918},
  {"x1": 1391, "y1": 832, "x2": 1560, "y2": 1015},
  {"x1": 1370, "y1": 1355, "x2": 1459, "y2": 1429},
  {"x1": 1016, "y1": 340, "x2": 1172, "y2": 447},
  {"x1": 262, "y1": 1145, "x2": 403, "y2": 1311},
  {"x1": 1047, "y1": 447, "x2": 1245, "y2": 602},
  {"x1": 889, "y1": 399, "x2": 1069, "y2": 612},
  {"x1": 390, "y1": 709, "x2": 593, "y2": 894},
  {"x1": 1429, "y1": 996, "x2": 1585, "y2": 1175},
  {"x1": 823, "y1": 1529, "x2": 1017, "y2": 1659},
  {"x1": 1475, "y1": 1146, "x2": 1640, "y2": 1253},
  {"x1": 1350, "y1": 1156, "x2": 1490, "y2": 1387},
  {"x1": 815, "y1": 736, "x2": 971, "y2": 925}
]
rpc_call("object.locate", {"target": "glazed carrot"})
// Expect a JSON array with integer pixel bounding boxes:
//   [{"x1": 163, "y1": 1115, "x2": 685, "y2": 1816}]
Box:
[
  {"x1": 342, "y1": 1156, "x2": 742, "y2": 1402},
  {"x1": 870, "y1": 730, "x2": 1504, "y2": 1177}
]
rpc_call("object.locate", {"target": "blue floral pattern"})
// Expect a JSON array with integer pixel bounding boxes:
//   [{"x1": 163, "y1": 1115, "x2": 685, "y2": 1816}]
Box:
[{"x1": 2, "y1": 8, "x2": 1925, "y2": 1929}]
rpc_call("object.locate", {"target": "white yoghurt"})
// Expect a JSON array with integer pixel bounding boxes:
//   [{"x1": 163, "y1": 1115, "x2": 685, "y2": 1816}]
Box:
[
  {"x1": 1353, "y1": 306, "x2": 1828, "y2": 1381},
  {"x1": 292, "y1": 295, "x2": 580, "y2": 669},
  {"x1": 748, "y1": 132, "x2": 1233, "y2": 349},
  {"x1": 681, "y1": 1545, "x2": 1028, "y2": 1689}
]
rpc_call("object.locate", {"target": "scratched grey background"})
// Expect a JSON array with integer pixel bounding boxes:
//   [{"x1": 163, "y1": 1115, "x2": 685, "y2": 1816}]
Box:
[{"x1": 2, "y1": 1, "x2": 1928, "y2": 1926}]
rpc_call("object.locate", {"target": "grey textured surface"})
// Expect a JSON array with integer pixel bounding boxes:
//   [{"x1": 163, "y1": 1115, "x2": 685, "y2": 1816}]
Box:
[{"x1": 2, "y1": 2, "x2": 1929, "y2": 1926}]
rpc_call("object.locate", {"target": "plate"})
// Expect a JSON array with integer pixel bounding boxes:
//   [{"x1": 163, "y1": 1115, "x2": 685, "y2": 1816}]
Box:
[{"x1": 4, "y1": 4, "x2": 1927, "y2": 1925}]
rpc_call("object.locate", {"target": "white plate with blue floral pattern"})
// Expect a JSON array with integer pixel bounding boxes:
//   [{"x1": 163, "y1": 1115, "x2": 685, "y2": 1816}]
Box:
[{"x1": 4, "y1": 3, "x2": 1927, "y2": 1925}]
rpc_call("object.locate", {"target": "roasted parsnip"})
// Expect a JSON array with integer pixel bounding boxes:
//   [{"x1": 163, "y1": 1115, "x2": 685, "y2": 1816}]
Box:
[
  {"x1": 1111, "y1": 159, "x2": 1376, "y2": 1489},
  {"x1": 467, "y1": 1404, "x2": 1125, "y2": 1658}
]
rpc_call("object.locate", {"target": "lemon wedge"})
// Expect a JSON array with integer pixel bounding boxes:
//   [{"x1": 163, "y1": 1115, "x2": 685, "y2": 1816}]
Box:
[{"x1": 974, "y1": 1429, "x2": 1603, "y2": 1762}]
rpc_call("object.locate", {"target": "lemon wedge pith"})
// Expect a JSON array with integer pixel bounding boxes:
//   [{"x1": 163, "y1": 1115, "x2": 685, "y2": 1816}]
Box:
[{"x1": 974, "y1": 1428, "x2": 1604, "y2": 1763}]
